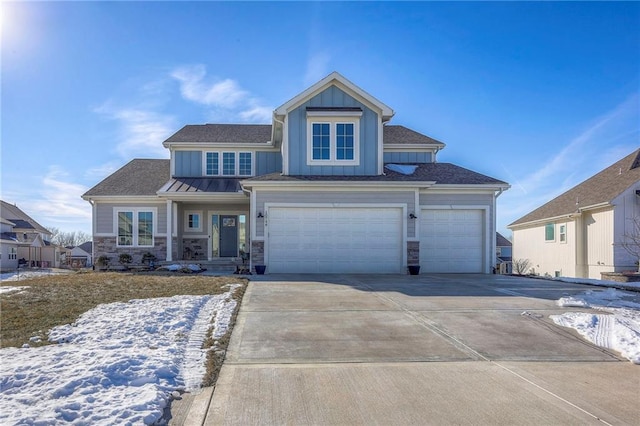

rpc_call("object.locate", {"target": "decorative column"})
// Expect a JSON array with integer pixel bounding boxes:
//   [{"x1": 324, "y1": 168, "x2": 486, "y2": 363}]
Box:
[{"x1": 166, "y1": 200, "x2": 173, "y2": 261}]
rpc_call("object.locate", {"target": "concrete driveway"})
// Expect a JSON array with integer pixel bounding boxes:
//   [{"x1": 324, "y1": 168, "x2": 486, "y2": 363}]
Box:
[{"x1": 183, "y1": 274, "x2": 639, "y2": 425}]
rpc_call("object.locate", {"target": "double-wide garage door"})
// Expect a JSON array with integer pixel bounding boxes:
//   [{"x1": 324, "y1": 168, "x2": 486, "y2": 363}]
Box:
[
  {"x1": 267, "y1": 207, "x2": 403, "y2": 273},
  {"x1": 420, "y1": 209, "x2": 484, "y2": 273}
]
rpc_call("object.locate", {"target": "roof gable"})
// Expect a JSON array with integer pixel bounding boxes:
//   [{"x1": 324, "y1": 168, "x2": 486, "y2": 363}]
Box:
[
  {"x1": 275, "y1": 72, "x2": 394, "y2": 120},
  {"x1": 510, "y1": 149, "x2": 640, "y2": 227},
  {"x1": 0, "y1": 200, "x2": 51, "y2": 235}
]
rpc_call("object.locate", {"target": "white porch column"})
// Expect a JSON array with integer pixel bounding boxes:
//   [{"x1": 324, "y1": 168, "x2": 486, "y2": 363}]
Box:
[{"x1": 166, "y1": 200, "x2": 173, "y2": 261}]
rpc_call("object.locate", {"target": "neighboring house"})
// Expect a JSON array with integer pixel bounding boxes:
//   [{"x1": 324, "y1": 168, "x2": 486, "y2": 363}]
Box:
[
  {"x1": 509, "y1": 149, "x2": 640, "y2": 279},
  {"x1": 68, "y1": 241, "x2": 93, "y2": 268},
  {"x1": 0, "y1": 200, "x2": 64, "y2": 269},
  {"x1": 0, "y1": 217, "x2": 20, "y2": 272},
  {"x1": 83, "y1": 72, "x2": 509, "y2": 274},
  {"x1": 495, "y1": 232, "x2": 512, "y2": 274}
]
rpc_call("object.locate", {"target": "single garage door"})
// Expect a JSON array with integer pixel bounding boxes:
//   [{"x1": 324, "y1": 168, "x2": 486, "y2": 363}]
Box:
[
  {"x1": 420, "y1": 209, "x2": 484, "y2": 273},
  {"x1": 267, "y1": 207, "x2": 403, "y2": 273}
]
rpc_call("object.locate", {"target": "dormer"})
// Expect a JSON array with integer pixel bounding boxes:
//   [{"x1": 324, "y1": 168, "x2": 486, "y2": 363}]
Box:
[{"x1": 274, "y1": 72, "x2": 394, "y2": 176}]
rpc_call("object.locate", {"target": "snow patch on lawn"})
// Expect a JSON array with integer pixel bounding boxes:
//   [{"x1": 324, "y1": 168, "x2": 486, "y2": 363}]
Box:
[
  {"x1": 551, "y1": 288, "x2": 640, "y2": 364},
  {"x1": 0, "y1": 288, "x2": 241, "y2": 425},
  {"x1": 0, "y1": 286, "x2": 29, "y2": 295}
]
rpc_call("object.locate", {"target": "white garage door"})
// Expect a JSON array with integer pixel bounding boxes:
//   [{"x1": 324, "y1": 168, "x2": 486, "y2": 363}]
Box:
[
  {"x1": 267, "y1": 207, "x2": 403, "y2": 273},
  {"x1": 420, "y1": 209, "x2": 484, "y2": 273}
]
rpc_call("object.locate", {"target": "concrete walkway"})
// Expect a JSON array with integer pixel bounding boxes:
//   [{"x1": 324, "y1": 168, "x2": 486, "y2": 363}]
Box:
[{"x1": 176, "y1": 274, "x2": 639, "y2": 425}]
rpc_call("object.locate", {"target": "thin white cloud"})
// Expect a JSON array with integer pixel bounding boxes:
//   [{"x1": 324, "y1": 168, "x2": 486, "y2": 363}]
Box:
[
  {"x1": 304, "y1": 52, "x2": 331, "y2": 86},
  {"x1": 9, "y1": 167, "x2": 93, "y2": 234},
  {"x1": 498, "y1": 93, "x2": 640, "y2": 235},
  {"x1": 95, "y1": 104, "x2": 174, "y2": 159},
  {"x1": 170, "y1": 64, "x2": 272, "y2": 123}
]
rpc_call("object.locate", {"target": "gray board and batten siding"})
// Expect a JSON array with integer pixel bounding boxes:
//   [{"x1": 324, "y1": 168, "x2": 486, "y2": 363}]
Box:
[
  {"x1": 174, "y1": 151, "x2": 282, "y2": 177},
  {"x1": 287, "y1": 85, "x2": 380, "y2": 176},
  {"x1": 384, "y1": 152, "x2": 432, "y2": 164},
  {"x1": 94, "y1": 202, "x2": 168, "y2": 235}
]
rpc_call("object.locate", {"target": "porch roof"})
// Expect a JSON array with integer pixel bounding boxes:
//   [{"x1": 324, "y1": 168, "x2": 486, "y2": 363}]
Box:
[{"x1": 159, "y1": 177, "x2": 244, "y2": 193}]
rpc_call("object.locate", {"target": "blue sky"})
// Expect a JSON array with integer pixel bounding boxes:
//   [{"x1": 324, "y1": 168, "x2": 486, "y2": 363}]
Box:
[{"x1": 2, "y1": 1, "x2": 639, "y2": 237}]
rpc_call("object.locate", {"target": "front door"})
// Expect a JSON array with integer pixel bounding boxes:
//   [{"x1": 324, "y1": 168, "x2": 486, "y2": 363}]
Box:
[{"x1": 220, "y1": 215, "x2": 238, "y2": 257}]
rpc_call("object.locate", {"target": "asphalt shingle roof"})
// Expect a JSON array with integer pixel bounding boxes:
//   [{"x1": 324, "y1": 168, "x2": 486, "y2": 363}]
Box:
[
  {"x1": 510, "y1": 149, "x2": 640, "y2": 227},
  {"x1": 163, "y1": 124, "x2": 443, "y2": 146},
  {"x1": 165, "y1": 124, "x2": 272, "y2": 144},
  {"x1": 245, "y1": 162, "x2": 507, "y2": 185},
  {"x1": 83, "y1": 159, "x2": 170, "y2": 197}
]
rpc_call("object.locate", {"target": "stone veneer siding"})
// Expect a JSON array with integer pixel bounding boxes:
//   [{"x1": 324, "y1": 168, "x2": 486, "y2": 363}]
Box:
[
  {"x1": 181, "y1": 238, "x2": 208, "y2": 260},
  {"x1": 407, "y1": 241, "x2": 419, "y2": 266},
  {"x1": 94, "y1": 236, "x2": 167, "y2": 265},
  {"x1": 251, "y1": 240, "x2": 264, "y2": 265}
]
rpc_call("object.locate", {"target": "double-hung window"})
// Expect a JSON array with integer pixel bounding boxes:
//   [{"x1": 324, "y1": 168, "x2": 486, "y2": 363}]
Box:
[
  {"x1": 185, "y1": 211, "x2": 202, "y2": 232},
  {"x1": 116, "y1": 209, "x2": 155, "y2": 247},
  {"x1": 307, "y1": 110, "x2": 361, "y2": 166},
  {"x1": 204, "y1": 151, "x2": 252, "y2": 176}
]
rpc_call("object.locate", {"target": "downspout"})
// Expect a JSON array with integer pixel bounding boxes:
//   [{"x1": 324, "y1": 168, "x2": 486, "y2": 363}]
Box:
[
  {"x1": 273, "y1": 115, "x2": 286, "y2": 175},
  {"x1": 492, "y1": 188, "x2": 506, "y2": 273}
]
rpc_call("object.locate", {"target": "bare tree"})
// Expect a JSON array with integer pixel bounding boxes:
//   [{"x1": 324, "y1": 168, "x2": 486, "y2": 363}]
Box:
[
  {"x1": 46, "y1": 227, "x2": 91, "y2": 247},
  {"x1": 512, "y1": 258, "x2": 532, "y2": 275},
  {"x1": 620, "y1": 215, "x2": 640, "y2": 272}
]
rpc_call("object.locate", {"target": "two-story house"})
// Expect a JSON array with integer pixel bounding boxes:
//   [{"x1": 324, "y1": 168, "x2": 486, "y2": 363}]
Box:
[
  {"x1": 0, "y1": 200, "x2": 65, "y2": 269},
  {"x1": 83, "y1": 72, "x2": 509, "y2": 274}
]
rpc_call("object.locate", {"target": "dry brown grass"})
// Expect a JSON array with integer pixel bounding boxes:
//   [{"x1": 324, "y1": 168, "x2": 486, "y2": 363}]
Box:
[{"x1": 0, "y1": 270, "x2": 248, "y2": 349}]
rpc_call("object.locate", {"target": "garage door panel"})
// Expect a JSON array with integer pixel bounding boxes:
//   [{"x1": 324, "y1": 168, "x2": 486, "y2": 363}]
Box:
[
  {"x1": 267, "y1": 207, "x2": 403, "y2": 273},
  {"x1": 420, "y1": 209, "x2": 484, "y2": 273}
]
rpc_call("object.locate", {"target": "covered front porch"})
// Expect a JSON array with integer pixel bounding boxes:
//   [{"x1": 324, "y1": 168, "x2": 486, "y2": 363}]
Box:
[{"x1": 159, "y1": 177, "x2": 251, "y2": 263}]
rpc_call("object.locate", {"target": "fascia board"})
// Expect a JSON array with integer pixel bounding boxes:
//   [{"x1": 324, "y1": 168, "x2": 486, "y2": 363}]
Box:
[
  {"x1": 508, "y1": 213, "x2": 584, "y2": 230},
  {"x1": 156, "y1": 192, "x2": 247, "y2": 202},
  {"x1": 425, "y1": 184, "x2": 511, "y2": 192},
  {"x1": 508, "y1": 202, "x2": 612, "y2": 230},
  {"x1": 275, "y1": 72, "x2": 394, "y2": 118},
  {"x1": 81, "y1": 196, "x2": 164, "y2": 203},
  {"x1": 241, "y1": 180, "x2": 436, "y2": 190},
  {"x1": 384, "y1": 145, "x2": 445, "y2": 152},
  {"x1": 165, "y1": 142, "x2": 275, "y2": 150}
]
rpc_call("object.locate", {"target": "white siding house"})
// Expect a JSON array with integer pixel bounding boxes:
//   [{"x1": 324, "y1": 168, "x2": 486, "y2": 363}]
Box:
[{"x1": 509, "y1": 150, "x2": 640, "y2": 279}]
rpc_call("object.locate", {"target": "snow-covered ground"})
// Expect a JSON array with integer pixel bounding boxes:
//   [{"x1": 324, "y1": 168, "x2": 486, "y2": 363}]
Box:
[
  {"x1": 0, "y1": 268, "x2": 73, "y2": 282},
  {"x1": 1, "y1": 270, "x2": 638, "y2": 424},
  {"x1": 0, "y1": 285, "x2": 241, "y2": 425},
  {"x1": 551, "y1": 287, "x2": 640, "y2": 364}
]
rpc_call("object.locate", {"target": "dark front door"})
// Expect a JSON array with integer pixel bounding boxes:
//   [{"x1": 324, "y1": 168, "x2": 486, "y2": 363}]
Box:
[{"x1": 220, "y1": 215, "x2": 238, "y2": 257}]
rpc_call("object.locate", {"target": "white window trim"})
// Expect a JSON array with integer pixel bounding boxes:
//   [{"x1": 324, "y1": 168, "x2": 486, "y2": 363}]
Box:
[
  {"x1": 238, "y1": 151, "x2": 253, "y2": 176},
  {"x1": 204, "y1": 151, "x2": 253, "y2": 177},
  {"x1": 185, "y1": 210, "x2": 203, "y2": 232},
  {"x1": 114, "y1": 207, "x2": 157, "y2": 247},
  {"x1": 544, "y1": 223, "x2": 556, "y2": 242},
  {"x1": 559, "y1": 224, "x2": 567, "y2": 244},
  {"x1": 306, "y1": 117, "x2": 360, "y2": 166},
  {"x1": 203, "y1": 152, "x2": 220, "y2": 176}
]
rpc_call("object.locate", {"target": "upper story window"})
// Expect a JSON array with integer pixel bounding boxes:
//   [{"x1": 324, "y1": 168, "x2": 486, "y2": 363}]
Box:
[
  {"x1": 306, "y1": 108, "x2": 361, "y2": 166},
  {"x1": 559, "y1": 224, "x2": 567, "y2": 243},
  {"x1": 204, "y1": 151, "x2": 252, "y2": 177}
]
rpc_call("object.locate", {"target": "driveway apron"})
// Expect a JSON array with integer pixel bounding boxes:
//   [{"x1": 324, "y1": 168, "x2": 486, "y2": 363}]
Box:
[{"x1": 198, "y1": 274, "x2": 638, "y2": 425}]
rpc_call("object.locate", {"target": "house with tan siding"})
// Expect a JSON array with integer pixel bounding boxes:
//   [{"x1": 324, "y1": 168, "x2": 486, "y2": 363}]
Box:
[{"x1": 509, "y1": 149, "x2": 640, "y2": 278}]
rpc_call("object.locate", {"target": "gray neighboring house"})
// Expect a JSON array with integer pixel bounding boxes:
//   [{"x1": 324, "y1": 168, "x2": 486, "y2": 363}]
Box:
[
  {"x1": 495, "y1": 232, "x2": 512, "y2": 274},
  {"x1": 509, "y1": 149, "x2": 640, "y2": 278},
  {"x1": 68, "y1": 241, "x2": 93, "y2": 268},
  {"x1": 83, "y1": 72, "x2": 509, "y2": 274}
]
